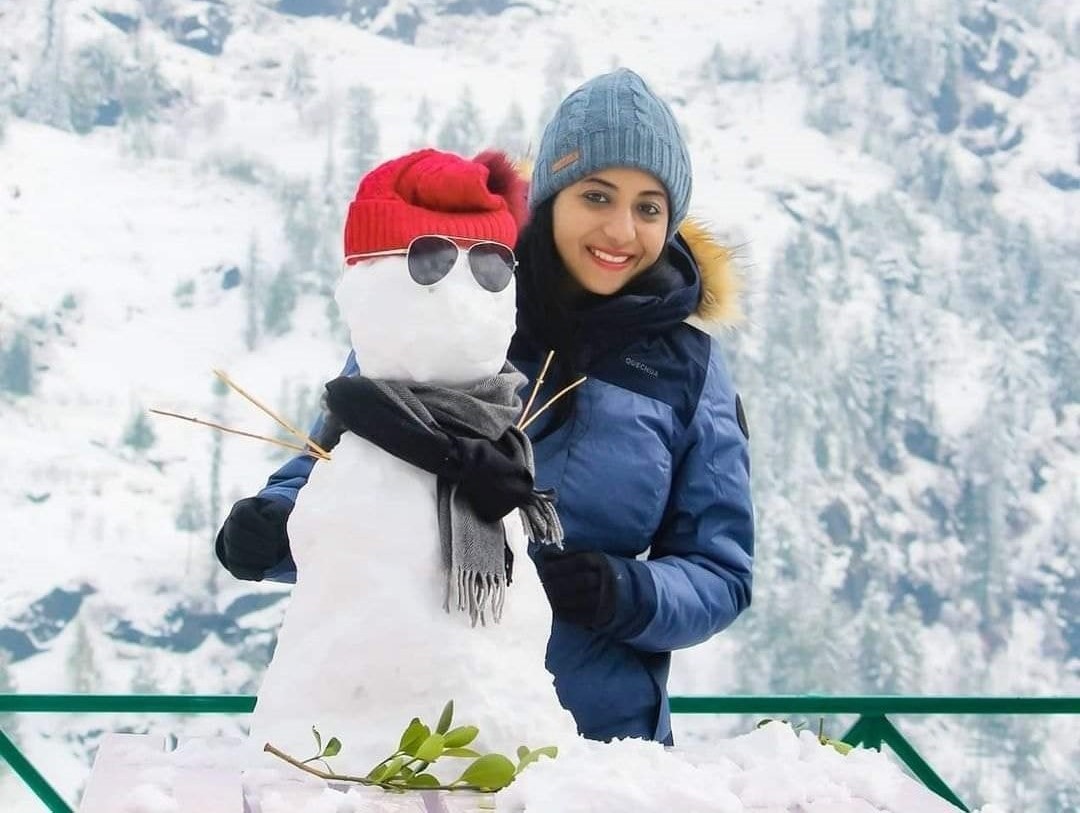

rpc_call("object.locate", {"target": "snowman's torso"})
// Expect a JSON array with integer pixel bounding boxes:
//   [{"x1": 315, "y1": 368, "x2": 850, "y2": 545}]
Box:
[{"x1": 249, "y1": 433, "x2": 577, "y2": 775}]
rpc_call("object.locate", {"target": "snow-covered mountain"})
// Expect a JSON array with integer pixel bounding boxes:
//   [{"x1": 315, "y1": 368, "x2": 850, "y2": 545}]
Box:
[{"x1": 0, "y1": 0, "x2": 1077, "y2": 810}]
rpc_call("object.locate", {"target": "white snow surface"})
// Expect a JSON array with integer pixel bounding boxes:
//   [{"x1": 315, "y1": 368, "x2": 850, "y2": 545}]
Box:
[{"x1": 89, "y1": 723, "x2": 974, "y2": 812}]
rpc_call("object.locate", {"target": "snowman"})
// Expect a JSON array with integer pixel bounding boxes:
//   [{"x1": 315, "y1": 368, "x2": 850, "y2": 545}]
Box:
[{"x1": 248, "y1": 150, "x2": 579, "y2": 777}]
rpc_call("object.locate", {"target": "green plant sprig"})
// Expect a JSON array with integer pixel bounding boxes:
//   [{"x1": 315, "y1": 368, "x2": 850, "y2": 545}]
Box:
[
  {"x1": 264, "y1": 700, "x2": 558, "y2": 793},
  {"x1": 755, "y1": 717, "x2": 853, "y2": 755}
]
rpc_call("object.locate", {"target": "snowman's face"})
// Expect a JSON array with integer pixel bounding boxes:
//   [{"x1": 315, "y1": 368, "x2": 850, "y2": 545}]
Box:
[{"x1": 335, "y1": 245, "x2": 517, "y2": 385}]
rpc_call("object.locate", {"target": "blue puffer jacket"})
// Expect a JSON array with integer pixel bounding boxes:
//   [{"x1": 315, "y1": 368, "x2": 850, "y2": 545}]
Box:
[{"x1": 254, "y1": 223, "x2": 754, "y2": 745}]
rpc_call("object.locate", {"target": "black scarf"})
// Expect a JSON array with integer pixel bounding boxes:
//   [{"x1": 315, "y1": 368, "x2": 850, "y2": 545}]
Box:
[{"x1": 317, "y1": 365, "x2": 563, "y2": 626}]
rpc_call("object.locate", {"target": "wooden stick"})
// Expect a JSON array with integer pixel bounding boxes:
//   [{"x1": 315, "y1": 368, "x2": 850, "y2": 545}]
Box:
[
  {"x1": 211, "y1": 368, "x2": 332, "y2": 459},
  {"x1": 519, "y1": 376, "x2": 587, "y2": 432},
  {"x1": 517, "y1": 350, "x2": 555, "y2": 430},
  {"x1": 148, "y1": 409, "x2": 331, "y2": 460}
]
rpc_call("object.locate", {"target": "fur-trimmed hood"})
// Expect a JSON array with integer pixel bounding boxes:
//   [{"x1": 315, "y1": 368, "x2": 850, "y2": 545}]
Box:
[{"x1": 678, "y1": 218, "x2": 743, "y2": 327}]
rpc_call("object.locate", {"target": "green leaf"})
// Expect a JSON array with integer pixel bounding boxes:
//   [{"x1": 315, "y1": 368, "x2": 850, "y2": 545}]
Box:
[
  {"x1": 381, "y1": 755, "x2": 409, "y2": 781},
  {"x1": 436, "y1": 700, "x2": 454, "y2": 735},
  {"x1": 312, "y1": 726, "x2": 323, "y2": 752},
  {"x1": 533, "y1": 745, "x2": 558, "y2": 761},
  {"x1": 516, "y1": 745, "x2": 530, "y2": 761},
  {"x1": 416, "y1": 733, "x2": 446, "y2": 763},
  {"x1": 321, "y1": 737, "x2": 341, "y2": 758},
  {"x1": 825, "y1": 738, "x2": 853, "y2": 755},
  {"x1": 367, "y1": 762, "x2": 392, "y2": 783},
  {"x1": 516, "y1": 745, "x2": 558, "y2": 774},
  {"x1": 443, "y1": 747, "x2": 482, "y2": 759},
  {"x1": 399, "y1": 719, "x2": 430, "y2": 756},
  {"x1": 406, "y1": 773, "x2": 441, "y2": 789},
  {"x1": 443, "y1": 725, "x2": 479, "y2": 748},
  {"x1": 457, "y1": 754, "x2": 516, "y2": 790}
]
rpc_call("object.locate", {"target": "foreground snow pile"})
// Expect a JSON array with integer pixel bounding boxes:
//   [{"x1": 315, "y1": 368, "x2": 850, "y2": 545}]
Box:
[
  {"x1": 87, "y1": 723, "x2": 1004, "y2": 812},
  {"x1": 246, "y1": 721, "x2": 980, "y2": 812},
  {"x1": 499, "y1": 722, "x2": 963, "y2": 813}
]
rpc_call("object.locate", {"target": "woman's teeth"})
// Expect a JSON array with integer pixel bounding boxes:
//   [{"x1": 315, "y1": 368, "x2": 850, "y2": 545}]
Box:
[{"x1": 589, "y1": 248, "x2": 631, "y2": 265}]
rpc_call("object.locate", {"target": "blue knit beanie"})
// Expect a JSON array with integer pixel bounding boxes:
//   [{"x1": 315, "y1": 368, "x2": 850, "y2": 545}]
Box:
[{"x1": 529, "y1": 68, "x2": 692, "y2": 242}]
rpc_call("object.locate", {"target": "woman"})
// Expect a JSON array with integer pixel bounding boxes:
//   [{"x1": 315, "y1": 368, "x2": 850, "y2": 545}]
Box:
[{"x1": 216, "y1": 68, "x2": 754, "y2": 746}]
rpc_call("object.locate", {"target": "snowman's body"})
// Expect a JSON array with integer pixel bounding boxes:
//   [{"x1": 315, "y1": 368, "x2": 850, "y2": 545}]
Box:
[{"x1": 249, "y1": 250, "x2": 578, "y2": 775}]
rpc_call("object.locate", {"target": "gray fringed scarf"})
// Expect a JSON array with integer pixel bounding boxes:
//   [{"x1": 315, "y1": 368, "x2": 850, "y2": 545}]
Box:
[{"x1": 328, "y1": 364, "x2": 563, "y2": 625}]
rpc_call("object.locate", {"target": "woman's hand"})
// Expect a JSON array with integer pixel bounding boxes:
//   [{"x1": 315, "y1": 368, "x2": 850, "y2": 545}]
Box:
[
  {"x1": 537, "y1": 550, "x2": 617, "y2": 629},
  {"x1": 215, "y1": 496, "x2": 292, "y2": 581}
]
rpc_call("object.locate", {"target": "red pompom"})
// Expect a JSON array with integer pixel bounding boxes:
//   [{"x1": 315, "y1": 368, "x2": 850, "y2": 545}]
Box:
[{"x1": 474, "y1": 150, "x2": 529, "y2": 230}]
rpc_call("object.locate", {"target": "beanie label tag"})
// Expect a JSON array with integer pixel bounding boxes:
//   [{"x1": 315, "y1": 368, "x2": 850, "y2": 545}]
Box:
[{"x1": 551, "y1": 150, "x2": 580, "y2": 173}]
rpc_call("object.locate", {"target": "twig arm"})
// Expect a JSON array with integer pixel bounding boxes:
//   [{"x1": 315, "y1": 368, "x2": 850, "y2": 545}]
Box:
[
  {"x1": 148, "y1": 409, "x2": 330, "y2": 459},
  {"x1": 212, "y1": 369, "x2": 332, "y2": 459}
]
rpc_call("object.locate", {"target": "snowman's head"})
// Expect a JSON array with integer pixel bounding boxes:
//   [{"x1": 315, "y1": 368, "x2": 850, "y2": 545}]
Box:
[{"x1": 337, "y1": 150, "x2": 527, "y2": 386}]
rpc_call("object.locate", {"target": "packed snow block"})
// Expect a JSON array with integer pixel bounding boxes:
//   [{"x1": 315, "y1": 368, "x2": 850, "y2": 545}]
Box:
[{"x1": 78, "y1": 734, "x2": 244, "y2": 813}]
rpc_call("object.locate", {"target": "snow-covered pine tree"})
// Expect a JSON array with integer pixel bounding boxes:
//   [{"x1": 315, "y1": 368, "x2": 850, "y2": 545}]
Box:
[
  {"x1": 263, "y1": 265, "x2": 299, "y2": 337},
  {"x1": 122, "y1": 408, "x2": 156, "y2": 452},
  {"x1": 344, "y1": 84, "x2": 380, "y2": 182},
  {"x1": 0, "y1": 651, "x2": 18, "y2": 741},
  {"x1": 285, "y1": 48, "x2": 316, "y2": 116},
  {"x1": 0, "y1": 330, "x2": 34, "y2": 396},
  {"x1": 436, "y1": 87, "x2": 484, "y2": 155},
  {"x1": 413, "y1": 94, "x2": 433, "y2": 147},
  {"x1": 175, "y1": 478, "x2": 208, "y2": 534},
  {"x1": 492, "y1": 101, "x2": 527, "y2": 159},
  {"x1": 66, "y1": 620, "x2": 102, "y2": 693},
  {"x1": 244, "y1": 235, "x2": 261, "y2": 351}
]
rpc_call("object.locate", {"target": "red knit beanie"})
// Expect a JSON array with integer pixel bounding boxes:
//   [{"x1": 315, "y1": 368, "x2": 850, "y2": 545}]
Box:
[{"x1": 343, "y1": 149, "x2": 528, "y2": 257}]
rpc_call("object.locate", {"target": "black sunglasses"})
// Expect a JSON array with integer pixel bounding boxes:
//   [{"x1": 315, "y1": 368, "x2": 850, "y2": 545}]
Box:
[{"x1": 345, "y1": 234, "x2": 517, "y2": 293}]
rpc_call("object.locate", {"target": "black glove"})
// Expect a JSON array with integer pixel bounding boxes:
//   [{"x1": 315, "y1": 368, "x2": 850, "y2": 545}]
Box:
[
  {"x1": 214, "y1": 496, "x2": 292, "y2": 581},
  {"x1": 455, "y1": 433, "x2": 534, "y2": 522},
  {"x1": 537, "y1": 550, "x2": 617, "y2": 629}
]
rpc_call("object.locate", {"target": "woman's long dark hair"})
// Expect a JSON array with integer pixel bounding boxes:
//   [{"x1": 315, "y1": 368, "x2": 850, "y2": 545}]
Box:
[{"x1": 514, "y1": 199, "x2": 586, "y2": 442}]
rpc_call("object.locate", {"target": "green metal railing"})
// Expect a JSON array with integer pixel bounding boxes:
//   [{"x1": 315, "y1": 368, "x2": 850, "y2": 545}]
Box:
[{"x1": 1, "y1": 694, "x2": 1078, "y2": 812}]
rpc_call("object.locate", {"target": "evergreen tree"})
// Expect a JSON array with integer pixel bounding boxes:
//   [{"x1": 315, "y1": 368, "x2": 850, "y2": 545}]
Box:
[
  {"x1": 855, "y1": 591, "x2": 921, "y2": 693},
  {"x1": 118, "y1": 40, "x2": 166, "y2": 124},
  {"x1": 413, "y1": 94, "x2": 433, "y2": 146},
  {"x1": 535, "y1": 39, "x2": 582, "y2": 132},
  {"x1": 207, "y1": 378, "x2": 227, "y2": 593},
  {"x1": 436, "y1": 87, "x2": 484, "y2": 155},
  {"x1": 492, "y1": 101, "x2": 527, "y2": 158},
  {"x1": 177, "y1": 671, "x2": 197, "y2": 719},
  {"x1": 0, "y1": 49, "x2": 12, "y2": 144},
  {"x1": 117, "y1": 39, "x2": 169, "y2": 158},
  {"x1": 67, "y1": 40, "x2": 120, "y2": 134},
  {"x1": 344, "y1": 84, "x2": 380, "y2": 182},
  {"x1": 122, "y1": 408, "x2": 157, "y2": 452},
  {"x1": 0, "y1": 330, "x2": 34, "y2": 396},
  {"x1": 175, "y1": 478, "x2": 208, "y2": 533},
  {"x1": 244, "y1": 235, "x2": 261, "y2": 351},
  {"x1": 284, "y1": 48, "x2": 315, "y2": 114},
  {"x1": 66, "y1": 620, "x2": 102, "y2": 693},
  {"x1": 130, "y1": 659, "x2": 159, "y2": 694},
  {"x1": 22, "y1": 0, "x2": 71, "y2": 129},
  {"x1": 0, "y1": 651, "x2": 18, "y2": 741},
  {"x1": 263, "y1": 265, "x2": 299, "y2": 337}
]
